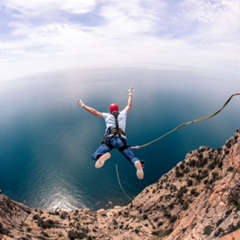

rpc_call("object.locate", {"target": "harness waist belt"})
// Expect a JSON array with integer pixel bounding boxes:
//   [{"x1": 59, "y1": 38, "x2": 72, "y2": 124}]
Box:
[{"x1": 108, "y1": 128, "x2": 126, "y2": 136}]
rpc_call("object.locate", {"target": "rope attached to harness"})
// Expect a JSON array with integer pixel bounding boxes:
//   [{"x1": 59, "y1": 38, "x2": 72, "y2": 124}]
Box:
[{"x1": 131, "y1": 93, "x2": 240, "y2": 150}]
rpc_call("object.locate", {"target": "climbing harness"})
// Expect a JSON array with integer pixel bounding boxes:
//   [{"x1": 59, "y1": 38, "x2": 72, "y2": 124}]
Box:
[
  {"x1": 108, "y1": 128, "x2": 126, "y2": 136},
  {"x1": 102, "y1": 112, "x2": 129, "y2": 152},
  {"x1": 131, "y1": 93, "x2": 240, "y2": 150},
  {"x1": 112, "y1": 112, "x2": 125, "y2": 134}
]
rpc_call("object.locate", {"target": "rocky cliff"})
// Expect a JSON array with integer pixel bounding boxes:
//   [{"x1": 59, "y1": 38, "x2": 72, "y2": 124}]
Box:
[{"x1": 0, "y1": 130, "x2": 240, "y2": 240}]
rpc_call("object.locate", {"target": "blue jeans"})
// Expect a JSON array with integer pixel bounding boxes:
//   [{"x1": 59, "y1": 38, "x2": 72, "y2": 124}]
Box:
[{"x1": 92, "y1": 136, "x2": 139, "y2": 165}]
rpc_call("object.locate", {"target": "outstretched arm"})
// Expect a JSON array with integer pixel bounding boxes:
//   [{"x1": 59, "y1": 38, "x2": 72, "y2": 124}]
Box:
[
  {"x1": 124, "y1": 86, "x2": 134, "y2": 113},
  {"x1": 76, "y1": 99, "x2": 103, "y2": 118}
]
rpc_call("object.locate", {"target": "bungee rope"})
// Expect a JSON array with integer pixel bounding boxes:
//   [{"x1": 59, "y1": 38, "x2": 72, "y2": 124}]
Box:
[
  {"x1": 116, "y1": 164, "x2": 133, "y2": 201},
  {"x1": 131, "y1": 93, "x2": 240, "y2": 150},
  {"x1": 116, "y1": 93, "x2": 239, "y2": 201}
]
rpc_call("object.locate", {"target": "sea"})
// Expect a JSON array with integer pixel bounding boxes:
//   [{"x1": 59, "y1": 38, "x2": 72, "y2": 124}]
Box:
[{"x1": 0, "y1": 68, "x2": 239, "y2": 211}]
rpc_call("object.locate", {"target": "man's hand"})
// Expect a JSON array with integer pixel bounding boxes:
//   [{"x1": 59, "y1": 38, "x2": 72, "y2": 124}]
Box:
[
  {"x1": 127, "y1": 86, "x2": 135, "y2": 96},
  {"x1": 76, "y1": 98, "x2": 85, "y2": 107}
]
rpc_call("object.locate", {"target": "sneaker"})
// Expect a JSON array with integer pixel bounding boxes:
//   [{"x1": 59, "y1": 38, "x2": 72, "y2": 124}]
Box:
[
  {"x1": 95, "y1": 152, "x2": 111, "y2": 169},
  {"x1": 134, "y1": 161, "x2": 144, "y2": 180}
]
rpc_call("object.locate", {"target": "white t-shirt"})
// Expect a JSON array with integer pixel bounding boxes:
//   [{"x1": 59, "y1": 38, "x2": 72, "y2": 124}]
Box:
[{"x1": 102, "y1": 109, "x2": 128, "y2": 133}]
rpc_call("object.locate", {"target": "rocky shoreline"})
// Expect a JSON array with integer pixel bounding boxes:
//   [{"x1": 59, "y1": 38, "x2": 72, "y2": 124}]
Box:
[{"x1": 1, "y1": 130, "x2": 240, "y2": 239}]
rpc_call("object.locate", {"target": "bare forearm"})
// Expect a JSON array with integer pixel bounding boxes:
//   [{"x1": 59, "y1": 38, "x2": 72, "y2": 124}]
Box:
[
  {"x1": 125, "y1": 86, "x2": 135, "y2": 113},
  {"x1": 83, "y1": 105, "x2": 101, "y2": 117},
  {"x1": 128, "y1": 94, "x2": 133, "y2": 109},
  {"x1": 125, "y1": 94, "x2": 133, "y2": 113},
  {"x1": 76, "y1": 99, "x2": 103, "y2": 118}
]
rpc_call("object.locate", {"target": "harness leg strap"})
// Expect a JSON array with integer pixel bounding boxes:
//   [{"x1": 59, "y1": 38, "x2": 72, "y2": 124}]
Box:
[
  {"x1": 104, "y1": 142, "x2": 114, "y2": 150},
  {"x1": 118, "y1": 143, "x2": 129, "y2": 152},
  {"x1": 101, "y1": 135, "x2": 114, "y2": 150}
]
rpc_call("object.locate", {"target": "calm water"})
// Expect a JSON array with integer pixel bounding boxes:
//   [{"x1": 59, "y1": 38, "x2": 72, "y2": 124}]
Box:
[{"x1": 0, "y1": 69, "x2": 239, "y2": 211}]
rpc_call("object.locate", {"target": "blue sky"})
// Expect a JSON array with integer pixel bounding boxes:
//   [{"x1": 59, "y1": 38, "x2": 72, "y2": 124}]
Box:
[{"x1": 0, "y1": 0, "x2": 239, "y2": 81}]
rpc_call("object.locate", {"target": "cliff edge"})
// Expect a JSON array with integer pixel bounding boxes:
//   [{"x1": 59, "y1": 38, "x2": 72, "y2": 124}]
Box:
[{"x1": 0, "y1": 130, "x2": 240, "y2": 240}]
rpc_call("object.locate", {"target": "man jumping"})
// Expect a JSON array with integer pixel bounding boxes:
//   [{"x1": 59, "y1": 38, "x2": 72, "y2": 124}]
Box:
[{"x1": 76, "y1": 86, "x2": 144, "y2": 180}]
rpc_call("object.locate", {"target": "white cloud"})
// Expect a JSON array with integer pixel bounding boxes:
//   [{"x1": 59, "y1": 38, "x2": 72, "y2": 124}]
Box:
[
  {"x1": 181, "y1": 0, "x2": 239, "y2": 39},
  {"x1": 60, "y1": 0, "x2": 97, "y2": 14},
  {"x1": 3, "y1": 0, "x2": 98, "y2": 16},
  {"x1": 0, "y1": 0, "x2": 239, "y2": 81},
  {"x1": 99, "y1": 0, "x2": 165, "y2": 34}
]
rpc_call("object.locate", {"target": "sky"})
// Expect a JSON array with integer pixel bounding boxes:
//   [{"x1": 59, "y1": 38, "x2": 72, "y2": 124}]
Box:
[{"x1": 0, "y1": 0, "x2": 239, "y2": 81}]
